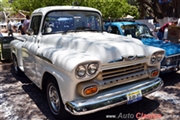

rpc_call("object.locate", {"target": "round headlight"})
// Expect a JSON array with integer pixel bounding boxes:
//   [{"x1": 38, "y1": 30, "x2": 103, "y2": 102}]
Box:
[
  {"x1": 151, "y1": 54, "x2": 157, "y2": 64},
  {"x1": 157, "y1": 53, "x2": 163, "y2": 61},
  {"x1": 87, "y1": 63, "x2": 98, "y2": 75},
  {"x1": 157, "y1": 53, "x2": 162, "y2": 61},
  {"x1": 166, "y1": 58, "x2": 171, "y2": 66},
  {"x1": 76, "y1": 65, "x2": 86, "y2": 77}
]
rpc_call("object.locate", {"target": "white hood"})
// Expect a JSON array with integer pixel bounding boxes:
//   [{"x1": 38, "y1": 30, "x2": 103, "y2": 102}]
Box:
[{"x1": 41, "y1": 32, "x2": 148, "y2": 62}]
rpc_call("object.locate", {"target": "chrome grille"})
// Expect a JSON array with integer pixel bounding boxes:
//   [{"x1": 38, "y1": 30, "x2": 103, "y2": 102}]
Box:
[
  {"x1": 102, "y1": 63, "x2": 145, "y2": 80},
  {"x1": 171, "y1": 55, "x2": 180, "y2": 63},
  {"x1": 162, "y1": 55, "x2": 180, "y2": 65}
]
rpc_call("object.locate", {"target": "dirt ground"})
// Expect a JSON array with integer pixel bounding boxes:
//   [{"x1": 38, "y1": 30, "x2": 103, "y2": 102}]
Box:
[{"x1": 0, "y1": 62, "x2": 180, "y2": 120}]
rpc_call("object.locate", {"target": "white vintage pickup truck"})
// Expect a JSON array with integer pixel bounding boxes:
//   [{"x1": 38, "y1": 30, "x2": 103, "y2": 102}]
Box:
[{"x1": 10, "y1": 6, "x2": 165, "y2": 119}]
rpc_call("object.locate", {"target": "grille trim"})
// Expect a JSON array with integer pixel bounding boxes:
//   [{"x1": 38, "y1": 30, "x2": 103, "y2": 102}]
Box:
[
  {"x1": 101, "y1": 63, "x2": 145, "y2": 80},
  {"x1": 162, "y1": 55, "x2": 180, "y2": 65}
]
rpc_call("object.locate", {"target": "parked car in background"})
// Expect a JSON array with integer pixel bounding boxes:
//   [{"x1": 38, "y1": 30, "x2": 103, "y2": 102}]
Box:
[
  {"x1": 10, "y1": 6, "x2": 165, "y2": 119},
  {"x1": 104, "y1": 20, "x2": 180, "y2": 73}
]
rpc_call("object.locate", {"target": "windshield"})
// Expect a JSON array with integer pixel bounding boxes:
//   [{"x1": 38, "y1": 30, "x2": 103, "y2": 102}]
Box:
[
  {"x1": 42, "y1": 11, "x2": 102, "y2": 34},
  {"x1": 121, "y1": 24, "x2": 153, "y2": 38}
]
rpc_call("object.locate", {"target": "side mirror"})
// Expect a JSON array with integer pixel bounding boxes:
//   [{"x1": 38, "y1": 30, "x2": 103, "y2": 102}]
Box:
[
  {"x1": 45, "y1": 27, "x2": 52, "y2": 33},
  {"x1": 26, "y1": 28, "x2": 34, "y2": 35}
]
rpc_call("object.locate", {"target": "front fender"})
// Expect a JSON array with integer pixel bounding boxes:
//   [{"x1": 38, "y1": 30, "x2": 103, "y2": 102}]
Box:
[{"x1": 40, "y1": 66, "x2": 77, "y2": 104}]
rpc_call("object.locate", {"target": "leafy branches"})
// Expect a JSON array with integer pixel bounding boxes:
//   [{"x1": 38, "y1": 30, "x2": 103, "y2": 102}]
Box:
[{"x1": 8, "y1": 0, "x2": 139, "y2": 18}]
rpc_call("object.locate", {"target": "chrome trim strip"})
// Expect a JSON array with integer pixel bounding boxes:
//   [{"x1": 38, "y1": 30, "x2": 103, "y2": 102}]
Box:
[
  {"x1": 22, "y1": 47, "x2": 52, "y2": 64},
  {"x1": 36, "y1": 54, "x2": 52, "y2": 64},
  {"x1": 65, "y1": 77, "x2": 163, "y2": 115}
]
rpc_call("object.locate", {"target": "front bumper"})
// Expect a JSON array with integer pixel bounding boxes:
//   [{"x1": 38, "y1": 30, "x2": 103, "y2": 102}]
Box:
[
  {"x1": 65, "y1": 77, "x2": 163, "y2": 115},
  {"x1": 160, "y1": 65, "x2": 177, "y2": 73}
]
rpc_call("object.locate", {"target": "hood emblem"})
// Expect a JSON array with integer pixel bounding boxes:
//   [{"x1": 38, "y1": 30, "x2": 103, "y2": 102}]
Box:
[
  {"x1": 124, "y1": 55, "x2": 137, "y2": 61},
  {"x1": 108, "y1": 55, "x2": 137, "y2": 63},
  {"x1": 108, "y1": 56, "x2": 124, "y2": 63}
]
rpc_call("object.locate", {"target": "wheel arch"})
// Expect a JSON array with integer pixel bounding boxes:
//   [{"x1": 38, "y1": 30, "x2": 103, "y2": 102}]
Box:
[
  {"x1": 42, "y1": 72, "x2": 55, "y2": 91},
  {"x1": 11, "y1": 46, "x2": 24, "y2": 72},
  {"x1": 42, "y1": 72, "x2": 62, "y2": 96}
]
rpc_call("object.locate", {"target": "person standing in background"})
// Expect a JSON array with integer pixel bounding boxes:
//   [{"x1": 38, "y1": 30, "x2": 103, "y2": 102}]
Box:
[
  {"x1": 22, "y1": 15, "x2": 30, "y2": 34},
  {"x1": 7, "y1": 20, "x2": 13, "y2": 37},
  {"x1": 157, "y1": 19, "x2": 178, "y2": 40},
  {"x1": 18, "y1": 20, "x2": 25, "y2": 35}
]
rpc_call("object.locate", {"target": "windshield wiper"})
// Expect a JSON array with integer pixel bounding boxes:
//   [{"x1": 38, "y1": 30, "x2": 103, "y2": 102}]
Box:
[
  {"x1": 62, "y1": 27, "x2": 100, "y2": 34},
  {"x1": 62, "y1": 30, "x2": 78, "y2": 34},
  {"x1": 83, "y1": 27, "x2": 100, "y2": 32},
  {"x1": 76, "y1": 27, "x2": 100, "y2": 32}
]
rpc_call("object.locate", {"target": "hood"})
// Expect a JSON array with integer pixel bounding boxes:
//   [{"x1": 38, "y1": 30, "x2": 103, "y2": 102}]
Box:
[
  {"x1": 41, "y1": 32, "x2": 148, "y2": 64},
  {"x1": 141, "y1": 38, "x2": 180, "y2": 56}
]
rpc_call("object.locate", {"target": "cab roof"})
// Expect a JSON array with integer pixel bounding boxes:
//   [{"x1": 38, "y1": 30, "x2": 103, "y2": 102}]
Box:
[
  {"x1": 104, "y1": 21, "x2": 144, "y2": 27},
  {"x1": 32, "y1": 6, "x2": 102, "y2": 16}
]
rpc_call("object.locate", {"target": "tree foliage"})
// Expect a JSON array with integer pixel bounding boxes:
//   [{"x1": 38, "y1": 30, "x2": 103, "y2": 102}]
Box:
[
  {"x1": 0, "y1": 0, "x2": 11, "y2": 11},
  {"x1": 9, "y1": 0, "x2": 139, "y2": 18},
  {"x1": 83, "y1": 0, "x2": 139, "y2": 19}
]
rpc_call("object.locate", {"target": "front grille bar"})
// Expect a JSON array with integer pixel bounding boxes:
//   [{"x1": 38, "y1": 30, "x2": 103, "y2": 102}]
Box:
[{"x1": 101, "y1": 64, "x2": 145, "y2": 80}]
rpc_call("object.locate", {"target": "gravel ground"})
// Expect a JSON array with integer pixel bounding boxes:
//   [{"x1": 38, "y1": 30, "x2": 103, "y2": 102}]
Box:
[{"x1": 0, "y1": 62, "x2": 180, "y2": 120}]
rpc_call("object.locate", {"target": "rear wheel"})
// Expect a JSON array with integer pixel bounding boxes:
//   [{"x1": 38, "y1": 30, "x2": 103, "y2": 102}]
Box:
[
  {"x1": 12, "y1": 55, "x2": 22, "y2": 75},
  {"x1": 46, "y1": 77, "x2": 71, "y2": 120}
]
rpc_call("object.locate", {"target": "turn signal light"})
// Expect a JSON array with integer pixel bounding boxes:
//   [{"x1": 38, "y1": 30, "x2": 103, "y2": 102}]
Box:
[
  {"x1": 84, "y1": 85, "x2": 98, "y2": 95},
  {"x1": 151, "y1": 70, "x2": 159, "y2": 77}
]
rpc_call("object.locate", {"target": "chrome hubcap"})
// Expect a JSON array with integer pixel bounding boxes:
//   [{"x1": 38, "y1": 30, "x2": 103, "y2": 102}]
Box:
[{"x1": 48, "y1": 85, "x2": 60, "y2": 113}]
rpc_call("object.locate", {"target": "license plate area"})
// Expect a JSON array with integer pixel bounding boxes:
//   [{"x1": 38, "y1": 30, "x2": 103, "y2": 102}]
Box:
[{"x1": 127, "y1": 90, "x2": 142, "y2": 104}]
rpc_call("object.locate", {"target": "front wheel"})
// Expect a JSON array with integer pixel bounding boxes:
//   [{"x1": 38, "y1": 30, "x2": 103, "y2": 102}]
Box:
[
  {"x1": 46, "y1": 77, "x2": 71, "y2": 120},
  {"x1": 177, "y1": 61, "x2": 180, "y2": 70}
]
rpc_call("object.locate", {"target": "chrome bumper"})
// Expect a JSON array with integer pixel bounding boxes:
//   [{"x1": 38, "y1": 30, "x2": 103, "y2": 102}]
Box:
[
  {"x1": 161, "y1": 65, "x2": 177, "y2": 72},
  {"x1": 65, "y1": 77, "x2": 163, "y2": 115}
]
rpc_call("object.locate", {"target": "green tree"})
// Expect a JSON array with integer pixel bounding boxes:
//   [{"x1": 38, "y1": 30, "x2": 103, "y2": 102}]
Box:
[
  {"x1": 0, "y1": 0, "x2": 11, "y2": 11},
  {"x1": 81, "y1": 0, "x2": 139, "y2": 19},
  {"x1": 11, "y1": 0, "x2": 64, "y2": 13},
  {"x1": 10, "y1": 0, "x2": 140, "y2": 19}
]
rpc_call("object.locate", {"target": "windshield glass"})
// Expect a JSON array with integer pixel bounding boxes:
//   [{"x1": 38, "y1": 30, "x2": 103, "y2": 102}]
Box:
[
  {"x1": 121, "y1": 24, "x2": 153, "y2": 38},
  {"x1": 42, "y1": 11, "x2": 102, "y2": 34}
]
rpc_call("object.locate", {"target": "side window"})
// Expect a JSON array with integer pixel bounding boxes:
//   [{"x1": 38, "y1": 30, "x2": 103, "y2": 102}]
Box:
[
  {"x1": 121, "y1": 25, "x2": 136, "y2": 37},
  {"x1": 110, "y1": 26, "x2": 119, "y2": 34},
  {"x1": 30, "y1": 15, "x2": 42, "y2": 35}
]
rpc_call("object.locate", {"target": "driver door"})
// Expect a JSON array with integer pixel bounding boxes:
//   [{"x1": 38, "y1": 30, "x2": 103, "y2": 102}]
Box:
[{"x1": 22, "y1": 15, "x2": 42, "y2": 85}]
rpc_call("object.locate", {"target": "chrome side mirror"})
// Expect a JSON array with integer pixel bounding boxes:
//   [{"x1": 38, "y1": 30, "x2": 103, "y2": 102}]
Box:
[{"x1": 45, "y1": 27, "x2": 52, "y2": 33}]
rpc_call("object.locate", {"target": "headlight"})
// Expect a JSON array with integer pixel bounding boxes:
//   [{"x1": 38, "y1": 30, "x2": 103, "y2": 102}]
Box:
[
  {"x1": 157, "y1": 53, "x2": 163, "y2": 62},
  {"x1": 75, "y1": 62, "x2": 99, "y2": 79},
  {"x1": 166, "y1": 58, "x2": 171, "y2": 66},
  {"x1": 76, "y1": 65, "x2": 86, "y2": 77},
  {"x1": 87, "y1": 63, "x2": 99, "y2": 75},
  {"x1": 151, "y1": 54, "x2": 157, "y2": 64},
  {"x1": 150, "y1": 51, "x2": 164, "y2": 64}
]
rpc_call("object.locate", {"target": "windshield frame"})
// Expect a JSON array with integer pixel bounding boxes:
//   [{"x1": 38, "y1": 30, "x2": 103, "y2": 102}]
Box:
[{"x1": 41, "y1": 10, "x2": 103, "y2": 35}]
